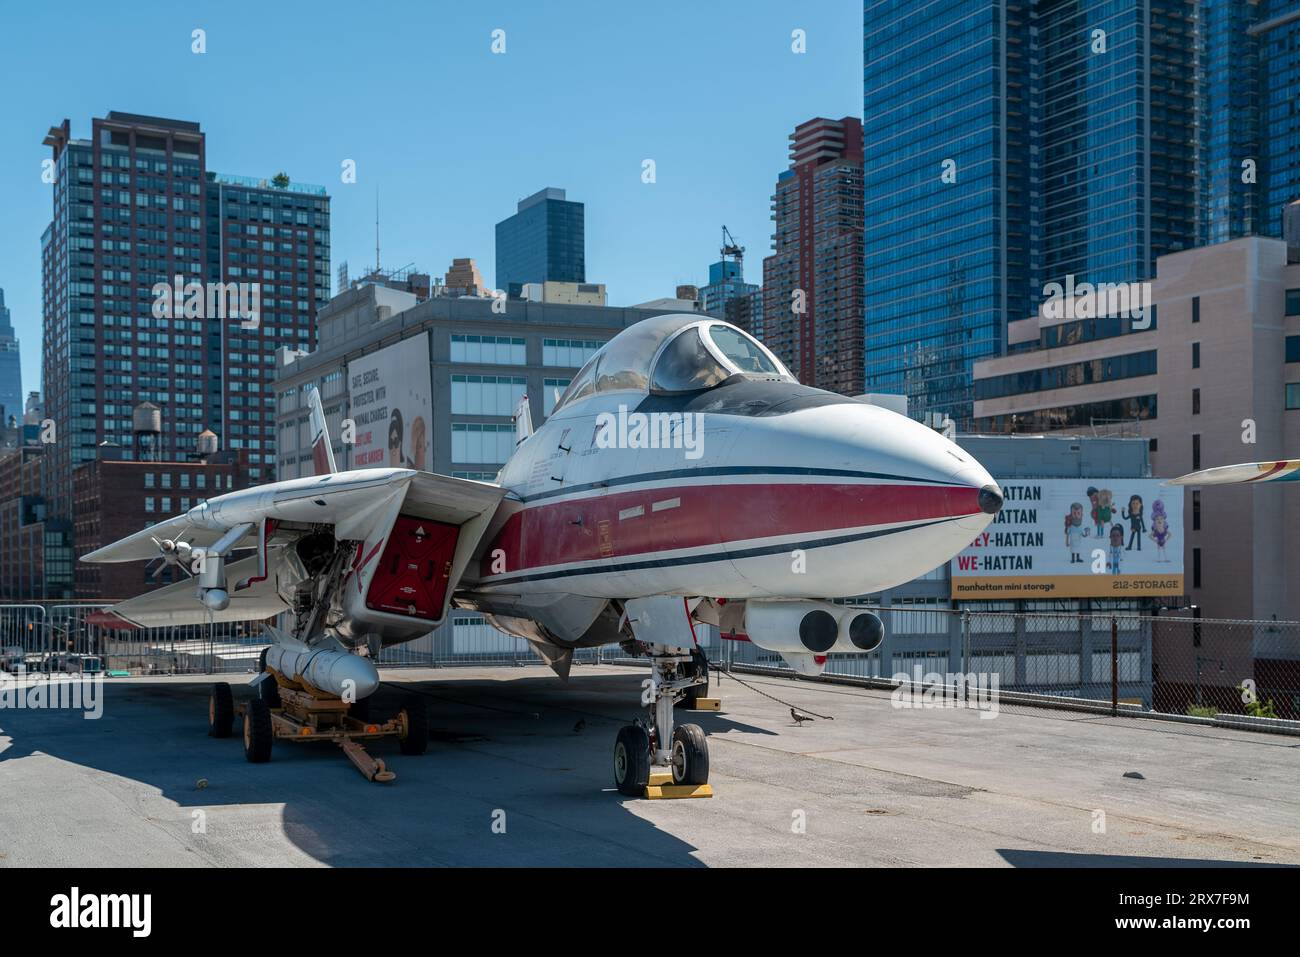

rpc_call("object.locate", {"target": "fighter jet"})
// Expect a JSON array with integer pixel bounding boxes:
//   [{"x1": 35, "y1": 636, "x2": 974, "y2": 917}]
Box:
[
  {"x1": 82, "y1": 314, "x2": 1004, "y2": 794},
  {"x1": 1166, "y1": 459, "x2": 1300, "y2": 486}
]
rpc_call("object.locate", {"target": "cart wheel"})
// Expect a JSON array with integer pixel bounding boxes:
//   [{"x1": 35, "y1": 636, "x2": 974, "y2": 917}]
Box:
[
  {"x1": 208, "y1": 682, "x2": 234, "y2": 738},
  {"x1": 398, "y1": 697, "x2": 428, "y2": 755},
  {"x1": 243, "y1": 698, "x2": 273, "y2": 763},
  {"x1": 614, "y1": 724, "x2": 651, "y2": 796},
  {"x1": 671, "y1": 724, "x2": 709, "y2": 785}
]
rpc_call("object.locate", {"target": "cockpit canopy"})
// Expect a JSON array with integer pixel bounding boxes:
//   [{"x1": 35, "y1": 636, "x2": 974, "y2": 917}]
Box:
[{"x1": 553, "y1": 315, "x2": 794, "y2": 412}]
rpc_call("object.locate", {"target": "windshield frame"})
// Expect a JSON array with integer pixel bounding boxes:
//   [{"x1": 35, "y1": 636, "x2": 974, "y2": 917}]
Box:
[{"x1": 649, "y1": 320, "x2": 794, "y2": 395}]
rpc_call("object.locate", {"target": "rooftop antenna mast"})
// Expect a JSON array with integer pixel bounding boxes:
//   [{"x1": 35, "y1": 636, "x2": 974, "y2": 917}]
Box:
[{"x1": 375, "y1": 188, "x2": 381, "y2": 273}]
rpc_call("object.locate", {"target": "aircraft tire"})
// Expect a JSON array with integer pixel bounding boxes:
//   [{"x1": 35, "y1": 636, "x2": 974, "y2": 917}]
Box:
[
  {"x1": 398, "y1": 697, "x2": 428, "y2": 756},
  {"x1": 257, "y1": 647, "x2": 268, "y2": 673},
  {"x1": 208, "y1": 682, "x2": 234, "y2": 738},
  {"x1": 614, "y1": 724, "x2": 651, "y2": 796},
  {"x1": 243, "y1": 698, "x2": 273, "y2": 763},
  {"x1": 671, "y1": 724, "x2": 709, "y2": 786}
]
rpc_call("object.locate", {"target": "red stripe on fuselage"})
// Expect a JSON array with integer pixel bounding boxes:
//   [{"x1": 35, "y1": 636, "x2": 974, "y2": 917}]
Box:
[{"x1": 479, "y1": 482, "x2": 979, "y2": 578}]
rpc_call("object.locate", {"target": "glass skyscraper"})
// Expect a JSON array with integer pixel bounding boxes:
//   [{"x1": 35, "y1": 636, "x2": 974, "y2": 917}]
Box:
[
  {"x1": 1256, "y1": 2, "x2": 1300, "y2": 238},
  {"x1": 0, "y1": 288, "x2": 21, "y2": 425},
  {"x1": 862, "y1": 0, "x2": 1033, "y2": 426},
  {"x1": 862, "y1": 0, "x2": 1287, "y2": 428},
  {"x1": 494, "y1": 187, "x2": 585, "y2": 298}
]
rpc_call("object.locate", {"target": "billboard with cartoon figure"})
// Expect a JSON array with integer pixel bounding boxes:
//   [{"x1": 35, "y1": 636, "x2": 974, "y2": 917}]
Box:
[
  {"x1": 347, "y1": 332, "x2": 432, "y2": 472},
  {"x1": 950, "y1": 479, "x2": 1183, "y2": 599}
]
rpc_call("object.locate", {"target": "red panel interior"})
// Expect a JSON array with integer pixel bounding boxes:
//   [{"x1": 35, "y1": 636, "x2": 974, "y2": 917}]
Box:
[{"x1": 365, "y1": 515, "x2": 461, "y2": 620}]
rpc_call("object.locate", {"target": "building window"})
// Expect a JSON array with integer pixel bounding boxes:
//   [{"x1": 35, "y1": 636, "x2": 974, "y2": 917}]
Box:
[
  {"x1": 1148, "y1": 437, "x2": 1158, "y2": 453},
  {"x1": 542, "y1": 338, "x2": 603, "y2": 368},
  {"x1": 451, "y1": 423, "x2": 515, "y2": 465},
  {"x1": 450, "y1": 334, "x2": 525, "y2": 365},
  {"x1": 1191, "y1": 388, "x2": 1200, "y2": 415},
  {"x1": 974, "y1": 395, "x2": 1157, "y2": 434},
  {"x1": 973, "y1": 351, "x2": 1157, "y2": 401},
  {"x1": 1287, "y1": 384, "x2": 1300, "y2": 410},
  {"x1": 1191, "y1": 296, "x2": 1199, "y2": 323},
  {"x1": 1192, "y1": 490, "x2": 1201, "y2": 531},
  {"x1": 144, "y1": 497, "x2": 155, "y2": 513},
  {"x1": 1287, "y1": 289, "x2": 1300, "y2": 316},
  {"x1": 1192, "y1": 433, "x2": 1201, "y2": 471},
  {"x1": 1287, "y1": 336, "x2": 1300, "y2": 363},
  {"x1": 450, "y1": 374, "x2": 527, "y2": 416},
  {"x1": 1191, "y1": 342, "x2": 1200, "y2": 369},
  {"x1": 161, "y1": 497, "x2": 171, "y2": 513},
  {"x1": 144, "y1": 473, "x2": 155, "y2": 489},
  {"x1": 1192, "y1": 548, "x2": 1202, "y2": 590},
  {"x1": 161, "y1": 472, "x2": 172, "y2": 489}
]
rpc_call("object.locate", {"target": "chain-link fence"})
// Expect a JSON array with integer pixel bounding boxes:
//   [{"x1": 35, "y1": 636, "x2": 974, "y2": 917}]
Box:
[
  {"x1": 3, "y1": 602, "x2": 1296, "y2": 726},
  {"x1": 716, "y1": 605, "x2": 1300, "y2": 724}
]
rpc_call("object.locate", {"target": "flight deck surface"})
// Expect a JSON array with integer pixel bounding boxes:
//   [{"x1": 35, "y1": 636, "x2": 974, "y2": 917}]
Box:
[{"x1": 0, "y1": 666, "x2": 1295, "y2": 867}]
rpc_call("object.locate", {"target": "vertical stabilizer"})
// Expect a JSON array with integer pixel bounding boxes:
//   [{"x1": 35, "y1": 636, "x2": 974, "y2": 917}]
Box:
[
  {"x1": 307, "y1": 386, "x2": 338, "y2": 475},
  {"x1": 513, "y1": 392, "x2": 534, "y2": 447}
]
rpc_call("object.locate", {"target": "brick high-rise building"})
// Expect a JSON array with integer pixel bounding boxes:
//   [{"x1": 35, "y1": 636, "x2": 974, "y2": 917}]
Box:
[
  {"x1": 73, "y1": 444, "x2": 250, "y2": 600},
  {"x1": 0, "y1": 446, "x2": 55, "y2": 600},
  {"x1": 38, "y1": 111, "x2": 330, "y2": 594},
  {"x1": 761, "y1": 117, "x2": 864, "y2": 395}
]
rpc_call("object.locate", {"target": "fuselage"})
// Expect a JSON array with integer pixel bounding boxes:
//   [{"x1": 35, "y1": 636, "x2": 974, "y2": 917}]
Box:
[{"x1": 475, "y1": 378, "x2": 1002, "y2": 601}]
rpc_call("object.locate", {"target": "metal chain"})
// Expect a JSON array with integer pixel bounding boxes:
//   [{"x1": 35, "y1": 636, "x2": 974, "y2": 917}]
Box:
[{"x1": 709, "y1": 663, "x2": 834, "y2": 720}]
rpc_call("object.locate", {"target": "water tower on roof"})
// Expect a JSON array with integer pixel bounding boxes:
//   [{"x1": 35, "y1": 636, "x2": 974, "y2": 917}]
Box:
[
  {"x1": 195, "y1": 428, "x2": 219, "y2": 463},
  {"x1": 132, "y1": 401, "x2": 162, "y2": 462}
]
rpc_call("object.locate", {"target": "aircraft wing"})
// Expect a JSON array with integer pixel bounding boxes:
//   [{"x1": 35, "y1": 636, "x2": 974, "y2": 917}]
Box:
[
  {"x1": 85, "y1": 555, "x2": 288, "y2": 630},
  {"x1": 80, "y1": 514, "x2": 250, "y2": 564},
  {"x1": 1165, "y1": 459, "x2": 1300, "y2": 486}
]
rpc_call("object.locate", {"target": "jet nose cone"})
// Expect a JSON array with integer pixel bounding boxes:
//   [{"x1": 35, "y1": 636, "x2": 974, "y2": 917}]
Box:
[{"x1": 978, "y1": 484, "x2": 1004, "y2": 515}]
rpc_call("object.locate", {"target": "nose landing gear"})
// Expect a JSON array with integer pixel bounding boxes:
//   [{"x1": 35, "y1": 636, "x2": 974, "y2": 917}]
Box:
[{"x1": 613, "y1": 643, "x2": 713, "y2": 799}]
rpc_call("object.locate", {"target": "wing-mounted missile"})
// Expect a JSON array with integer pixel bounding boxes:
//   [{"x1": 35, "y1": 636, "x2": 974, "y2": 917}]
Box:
[{"x1": 741, "y1": 599, "x2": 886, "y2": 676}]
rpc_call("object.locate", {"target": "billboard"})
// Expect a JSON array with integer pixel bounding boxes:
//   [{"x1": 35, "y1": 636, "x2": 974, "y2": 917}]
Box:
[
  {"x1": 951, "y1": 479, "x2": 1183, "y2": 599},
  {"x1": 347, "y1": 332, "x2": 432, "y2": 471}
]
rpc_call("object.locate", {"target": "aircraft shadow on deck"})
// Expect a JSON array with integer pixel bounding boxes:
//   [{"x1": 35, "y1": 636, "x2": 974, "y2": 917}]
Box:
[{"x1": 0, "y1": 669, "x2": 776, "y2": 867}]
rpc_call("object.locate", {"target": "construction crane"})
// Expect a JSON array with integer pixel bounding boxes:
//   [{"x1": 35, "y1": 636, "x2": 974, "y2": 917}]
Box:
[{"x1": 721, "y1": 225, "x2": 745, "y2": 274}]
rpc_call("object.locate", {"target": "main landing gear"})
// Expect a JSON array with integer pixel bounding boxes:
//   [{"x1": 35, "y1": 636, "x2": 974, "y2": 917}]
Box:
[{"x1": 613, "y1": 643, "x2": 713, "y2": 799}]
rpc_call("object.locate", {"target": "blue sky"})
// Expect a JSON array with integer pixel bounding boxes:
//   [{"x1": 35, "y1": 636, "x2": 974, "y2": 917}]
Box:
[{"x1": 0, "y1": 0, "x2": 862, "y2": 395}]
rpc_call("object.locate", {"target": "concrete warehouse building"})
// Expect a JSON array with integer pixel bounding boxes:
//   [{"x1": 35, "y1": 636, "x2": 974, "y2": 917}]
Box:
[
  {"x1": 273, "y1": 283, "x2": 680, "y2": 480},
  {"x1": 971, "y1": 234, "x2": 1300, "y2": 622}
]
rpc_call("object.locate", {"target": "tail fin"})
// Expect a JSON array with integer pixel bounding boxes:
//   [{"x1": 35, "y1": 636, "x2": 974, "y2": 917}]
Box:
[
  {"x1": 307, "y1": 386, "x2": 338, "y2": 475},
  {"x1": 513, "y1": 392, "x2": 534, "y2": 447}
]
